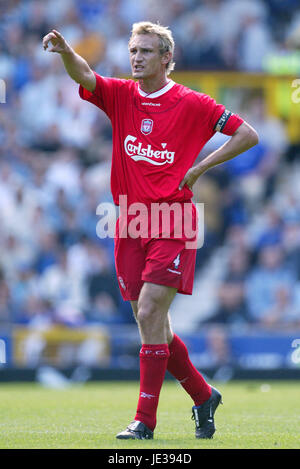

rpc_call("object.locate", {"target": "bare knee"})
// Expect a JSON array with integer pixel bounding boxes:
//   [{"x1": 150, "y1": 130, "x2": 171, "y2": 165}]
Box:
[
  {"x1": 135, "y1": 283, "x2": 177, "y2": 343},
  {"x1": 136, "y1": 297, "x2": 167, "y2": 344},
  {"x1": 137, "y1": 298, "x2": 160, "y2": 327}
]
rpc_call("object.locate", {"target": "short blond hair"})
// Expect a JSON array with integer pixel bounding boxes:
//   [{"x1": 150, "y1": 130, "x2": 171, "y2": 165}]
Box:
[{"x1": 129, "y1": 21, "x2": 175, "y2": 75}]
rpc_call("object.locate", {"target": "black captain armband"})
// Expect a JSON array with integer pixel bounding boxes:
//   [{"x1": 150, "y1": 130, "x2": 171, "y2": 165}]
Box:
[{"x1": 214, "y1": 109, "x2": 232, "y2": 132}]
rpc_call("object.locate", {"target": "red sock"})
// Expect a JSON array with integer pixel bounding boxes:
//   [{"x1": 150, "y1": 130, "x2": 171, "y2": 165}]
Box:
[
  {"x1": 135, "y1": 344, "x2": 170, "y2": 431},
  {"x1": 167, "y1": 334, "x2": 211, "y2": 406}
]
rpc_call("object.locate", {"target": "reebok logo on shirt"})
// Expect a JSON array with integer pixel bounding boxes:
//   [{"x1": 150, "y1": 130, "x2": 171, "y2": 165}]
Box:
[{"x1": 124, "y1": 135, "x2": 175, "y2": 165}]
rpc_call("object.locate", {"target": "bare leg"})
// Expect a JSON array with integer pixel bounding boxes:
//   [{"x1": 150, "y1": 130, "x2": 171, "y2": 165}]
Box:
[
  {"x1": 131, "y1": 292, "x2": 174, "y2": 345},
  {"x1": 164, "y1": 312, "x2": 174, "y2": 345},
  {"x1": 131, "y1": 282, "x2": 176, "y2": 344}
]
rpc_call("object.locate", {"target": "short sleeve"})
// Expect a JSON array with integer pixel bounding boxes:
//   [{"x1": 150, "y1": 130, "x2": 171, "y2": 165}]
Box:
[
  {"x1": 198, "y1": 93, "x2": 244, "y2": 137},
  {"x1": 214, "y1": 108, "x2": 244, "y2": 136},
  {"x1": 79, "y1": 71, "x2": 126, "y2": 118}
]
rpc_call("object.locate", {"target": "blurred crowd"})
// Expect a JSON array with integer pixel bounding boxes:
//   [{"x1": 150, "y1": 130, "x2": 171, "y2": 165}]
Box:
[
  {"x1": 1, "y1": 0, "x2": 300, "y2": 79},
  {"x1": 193, "y1": 83, "x2": 300, "y2": 332},
  {"x1": 0, "y1": 0, "x2": 300, "y2": 332}
]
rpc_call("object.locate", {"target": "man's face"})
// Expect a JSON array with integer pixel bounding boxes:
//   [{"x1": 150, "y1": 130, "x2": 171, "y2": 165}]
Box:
[{"x1": 129, "y1": 34, "x2": 169, "y2": 80}]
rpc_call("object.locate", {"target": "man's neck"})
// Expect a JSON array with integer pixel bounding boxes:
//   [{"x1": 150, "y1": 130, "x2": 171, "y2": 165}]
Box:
[{"x1": 138, "y1": 76, "x2": 169, "y2": 95}]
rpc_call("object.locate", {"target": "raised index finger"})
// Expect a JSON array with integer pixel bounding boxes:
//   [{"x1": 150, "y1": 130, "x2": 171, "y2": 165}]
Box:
[{"x1": 52, "y1": 30, "x2": 63, "y2": 39}]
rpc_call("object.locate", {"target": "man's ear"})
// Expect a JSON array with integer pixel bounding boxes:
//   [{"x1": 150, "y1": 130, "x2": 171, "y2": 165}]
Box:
[{"x1": 161, "y1": 51, "x2": 172, "y2": 65}]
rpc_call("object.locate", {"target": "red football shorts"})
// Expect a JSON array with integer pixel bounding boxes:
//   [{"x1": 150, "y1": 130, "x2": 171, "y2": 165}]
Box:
[{"x1": 114, "y1": 201, "x2": 198, "y2": 301}]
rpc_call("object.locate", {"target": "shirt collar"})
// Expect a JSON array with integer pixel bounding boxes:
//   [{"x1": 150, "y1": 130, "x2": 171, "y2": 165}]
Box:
[{"x1": 138, "y1": 80, "x2": 175, "y2": 99}]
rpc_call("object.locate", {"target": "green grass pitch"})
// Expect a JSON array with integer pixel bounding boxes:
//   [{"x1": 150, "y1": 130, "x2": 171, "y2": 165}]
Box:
[{"x1": 0, "y1": 380, "x2": 299, "y2": 449}]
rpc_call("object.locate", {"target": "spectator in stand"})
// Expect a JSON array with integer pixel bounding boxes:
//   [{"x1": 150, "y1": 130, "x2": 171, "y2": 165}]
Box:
[
  {"x1": 39, "y1": 249, "x2": 86, "y2": 314},
  {"x1": 204, "y1": 248, "x2": 252, "y2": 326},
  {"x1": 282, "y1": 214, "x2": 300, "y2": 282},
  {"x1": 34, "y1": 231, "x2": 60, "y2": 275},
  {"x1": 205, "y1": 326, "x2": 233, "y2": 368},
  {"x1": 250, "y1": 202, "x2": 284, "y2": 254},
  {"x1": 245, "y1": 242, "x2": 300, "y2": 326},
  {"x1": 205, "y1": 279, "x2": 250, "y2": 326},
  {"x1": 0, "y1": 269, "x2": 12, "y2": 326}
]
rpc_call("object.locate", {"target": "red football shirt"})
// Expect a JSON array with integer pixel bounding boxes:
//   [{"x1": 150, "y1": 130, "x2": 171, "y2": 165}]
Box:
[{"x1": 79, "y1": 73, "x2": 243, "y2": 206}]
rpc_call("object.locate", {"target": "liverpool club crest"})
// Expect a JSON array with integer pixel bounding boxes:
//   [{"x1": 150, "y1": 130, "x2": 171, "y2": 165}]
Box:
[{"x1": 141, "y1": 118, "x2": 153, "y2": 135}]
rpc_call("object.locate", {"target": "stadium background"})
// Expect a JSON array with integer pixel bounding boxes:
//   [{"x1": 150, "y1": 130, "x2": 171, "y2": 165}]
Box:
[{"x1": 0, "y1": 0, "x2": 300, "y2": 382}]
